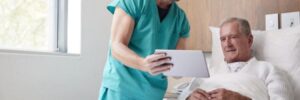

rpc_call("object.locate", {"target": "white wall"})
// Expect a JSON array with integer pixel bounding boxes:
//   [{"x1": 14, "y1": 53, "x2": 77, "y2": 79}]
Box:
[{"x1": 0, "y1": 0, "x2": 111, "y2": 100}]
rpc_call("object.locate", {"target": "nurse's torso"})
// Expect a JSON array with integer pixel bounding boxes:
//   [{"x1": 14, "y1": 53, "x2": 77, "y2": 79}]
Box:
[{"x1": 103, "y1": 0, "x2": 187, "y2": 99}]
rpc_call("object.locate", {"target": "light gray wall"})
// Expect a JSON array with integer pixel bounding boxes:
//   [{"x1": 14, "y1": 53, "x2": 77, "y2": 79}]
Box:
[{"x1": 0, "y1": 0, "x2": 111, "y2": 100}]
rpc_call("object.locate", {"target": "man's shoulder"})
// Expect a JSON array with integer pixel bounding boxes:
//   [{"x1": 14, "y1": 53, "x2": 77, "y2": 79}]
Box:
[
  {"x1": 250, "y1": 58, "x2": 294, "y2": 100},
  {"x1": 250, "y1": 57, "x2": 275, "y2": 69},
  {"x1": 250, "y1": 57, "x2": 286, "y2": 78}
]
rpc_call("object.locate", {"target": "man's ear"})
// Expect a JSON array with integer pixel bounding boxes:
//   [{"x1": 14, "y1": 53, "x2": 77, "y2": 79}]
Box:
[{"x1": 248, "y1": 34, "x2": 253, "y2": 47}]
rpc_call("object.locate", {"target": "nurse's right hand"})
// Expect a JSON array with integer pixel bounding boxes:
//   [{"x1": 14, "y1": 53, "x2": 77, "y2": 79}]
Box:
[{"x1": 141, "y1": 53, "x2": 173, "y2": 76}]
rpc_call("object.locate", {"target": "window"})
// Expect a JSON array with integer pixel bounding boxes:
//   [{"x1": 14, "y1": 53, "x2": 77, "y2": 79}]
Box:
[
  {"x1": 67, "y1": 0, "x2": 81, "y2": 54},
  {"x1": 0, "y1": 0, "x2": 81, "y2": 54}
]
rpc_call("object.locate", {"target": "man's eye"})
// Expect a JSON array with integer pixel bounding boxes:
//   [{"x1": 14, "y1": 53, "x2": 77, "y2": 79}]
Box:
[{"x1": 220, "y1": 38, "x2": 225, "y2": 41}]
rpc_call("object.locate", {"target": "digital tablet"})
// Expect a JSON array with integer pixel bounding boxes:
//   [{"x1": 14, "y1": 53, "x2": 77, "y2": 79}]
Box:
[{"x1": 155, "y1": 50, "x2": 210, "y2": 77}]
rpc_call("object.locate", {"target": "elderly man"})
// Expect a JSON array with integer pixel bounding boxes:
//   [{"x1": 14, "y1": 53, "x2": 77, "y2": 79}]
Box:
[{"x1": 179, "y1": 18, "x2": 294, "y2": 100}]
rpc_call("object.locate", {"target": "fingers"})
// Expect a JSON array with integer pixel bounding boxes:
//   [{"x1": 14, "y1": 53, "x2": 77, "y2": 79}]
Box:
[
  {"x1": 189, "y1": 88, "x2": 239, "y2": 100},
  {"x1": 191, "y1": 94, "x2": 208, "y2": 100},
  {"x1": 145, "y1": 53, "x2": 172, "y2": 67},
  {"x1": 196, "y1": 89, "x2": 211, "y2": 99},
  {"x1": 208, "y1": 88, "x2": 228, "y2": 100},
  {"x1": 188, "y1": 88, "x2": 237, "y2": 100},
  {"x1": 150, "y1": 57, "x2": 172, "y2": 68},
  {"x1": 208, "y1": 88, "x2": 220, "y2": 94},
  {"x1": 146, "y1": 53, "x2": 167, "y2": 62},
  {"x1": 150, "y1": 64, "x2": 173, "y2": 75},
  {"x1": 209, "y1": 88, "x2": 225, "y2": 95},
  {"x1": 209, "y1": 93, "x2": 220, "y2": 100},
  {"x1": 188, "y1": 89, "x2": 210, "y2": 100},
  {"x1": 154, "y1": 51, "x2": 166, "y2": 55},
  {"x1": 144, "y1": 52, "x2": 174, "y2": 75}
]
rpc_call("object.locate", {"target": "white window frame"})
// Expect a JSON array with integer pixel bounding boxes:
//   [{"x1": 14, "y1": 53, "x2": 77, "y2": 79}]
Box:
[
  {"x1": 67, "y1": 0, "x2": 81, "y2": 54},
  {"x1": 53, "y1": 0, "x2": 68, "y2": 53},
  {"x1": 49, "y1": 0, "x2": 82, "y2": 54}
]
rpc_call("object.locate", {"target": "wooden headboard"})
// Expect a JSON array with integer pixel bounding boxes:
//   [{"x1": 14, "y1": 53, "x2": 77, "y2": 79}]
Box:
[{"x1": 177, "y1": 0, "x2": 300, "y2": 51}]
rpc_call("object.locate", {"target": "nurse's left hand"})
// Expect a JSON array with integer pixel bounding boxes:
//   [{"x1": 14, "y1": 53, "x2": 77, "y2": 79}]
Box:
[{"x1": 140, "y1": 53, "x2": 173, "y2": 75}]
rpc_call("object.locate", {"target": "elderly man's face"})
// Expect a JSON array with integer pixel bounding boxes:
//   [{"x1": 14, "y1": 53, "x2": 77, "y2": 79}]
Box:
[{"x1": 220, "y1": 22, "x2": 253, "y2": 63}]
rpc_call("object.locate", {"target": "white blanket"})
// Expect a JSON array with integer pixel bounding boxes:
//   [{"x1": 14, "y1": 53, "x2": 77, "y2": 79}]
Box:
[{"x1": 181, "y1": 73, "x2": 269, "y2": 100}]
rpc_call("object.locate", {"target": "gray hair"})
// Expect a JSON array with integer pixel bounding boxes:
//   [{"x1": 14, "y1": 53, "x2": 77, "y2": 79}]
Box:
[{"x1": 220, "y1": 17, "x2": 252, "y2": 36}]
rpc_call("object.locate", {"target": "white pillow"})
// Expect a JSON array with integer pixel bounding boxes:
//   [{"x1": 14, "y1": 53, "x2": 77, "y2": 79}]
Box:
[{"x1": 209, "y1": 25, "x2": 300, "y2": 99}]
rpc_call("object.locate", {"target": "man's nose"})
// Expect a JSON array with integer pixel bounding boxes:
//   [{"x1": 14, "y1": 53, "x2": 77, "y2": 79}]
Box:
[{"x1": 224, "y1": 38, "x2": 233, "y2": 47}]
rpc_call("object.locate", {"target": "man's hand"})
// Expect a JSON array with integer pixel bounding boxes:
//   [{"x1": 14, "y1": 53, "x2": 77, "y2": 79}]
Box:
[
  {"x1": 187, "y1": 89, "x2": 211, "y2": 100},
  {"x1": 208, "y1": 88, "x2": 251, "y2": 100}
]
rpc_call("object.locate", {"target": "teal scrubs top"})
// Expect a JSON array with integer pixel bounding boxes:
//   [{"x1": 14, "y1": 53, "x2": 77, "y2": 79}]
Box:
[{"x1": 101, "y1": 0, "x2": 190, "y2": 99}]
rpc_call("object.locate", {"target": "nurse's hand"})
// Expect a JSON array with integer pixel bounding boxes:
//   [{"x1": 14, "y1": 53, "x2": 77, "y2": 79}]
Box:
[{"x1": 141, "y1": 53, "x2": 173, "y2": 75}]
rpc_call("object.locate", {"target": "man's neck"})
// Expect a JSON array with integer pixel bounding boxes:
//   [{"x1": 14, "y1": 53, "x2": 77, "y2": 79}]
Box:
[{"x1": 226, "y1": 55, "x2": 253, "y2": 63}]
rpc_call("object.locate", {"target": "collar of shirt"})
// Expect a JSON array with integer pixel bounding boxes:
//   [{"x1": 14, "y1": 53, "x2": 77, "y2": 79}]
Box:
[{"x1": 226, "y1": 62, "x2": 248, "y2": 73}]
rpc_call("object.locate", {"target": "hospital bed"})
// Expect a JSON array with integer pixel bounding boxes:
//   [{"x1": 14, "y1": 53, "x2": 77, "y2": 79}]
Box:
[
  {"x1": 209, "y1": 25, "x2": 300, "y2": 99},
  {"x1": 165, "y1": 25, "x2": 300, "y2": 100}
]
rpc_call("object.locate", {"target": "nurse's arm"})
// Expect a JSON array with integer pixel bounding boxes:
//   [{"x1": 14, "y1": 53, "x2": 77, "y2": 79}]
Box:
[
  {"x1": 110, "y1": 7, "x2": 171, "y2": 75},
  {"x1": 176, "y1": 38, "x2": 187, "y2": 50}
]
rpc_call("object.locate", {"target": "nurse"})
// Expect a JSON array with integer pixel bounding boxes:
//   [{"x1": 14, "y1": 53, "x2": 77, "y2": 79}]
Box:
[{"x1": 99, "y1": 0, "x2": 190, "y2": 100}]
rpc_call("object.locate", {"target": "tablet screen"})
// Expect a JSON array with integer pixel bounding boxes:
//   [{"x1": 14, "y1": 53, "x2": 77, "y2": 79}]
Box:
[{"x1": 155, "y1": 50, "x2": 210, "y2": 77}]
